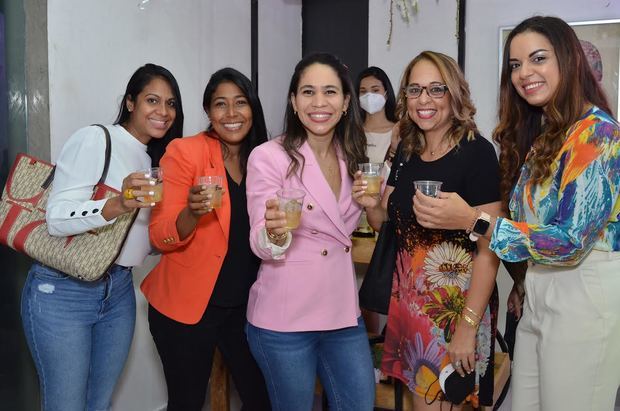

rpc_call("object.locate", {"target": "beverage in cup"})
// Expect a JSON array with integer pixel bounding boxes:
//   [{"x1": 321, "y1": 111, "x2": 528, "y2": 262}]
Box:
[
  {"x1": 414, "y1": 180, "x2": 443, "y2": 198},
  {"x1": 358, "y1": 163, "x2": 383, "y2": 196},
  {"x1": 196, "y1": 176, "x2": 224, "y2": 208},
  {"x1": 140, "y1": 167, "x2": 163, "y2": 202},
  {"x1": 277, "y1": 188, "x2": 306, "y2": 230}
]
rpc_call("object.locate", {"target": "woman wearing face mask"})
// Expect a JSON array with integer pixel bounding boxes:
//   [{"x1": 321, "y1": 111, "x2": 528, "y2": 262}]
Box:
[
  {"x1": 354, "y1": 67, "x2": 400, "y2": 333},
  {"x1": 356, "y1": 67, "x2": 400, "y2": 164}
]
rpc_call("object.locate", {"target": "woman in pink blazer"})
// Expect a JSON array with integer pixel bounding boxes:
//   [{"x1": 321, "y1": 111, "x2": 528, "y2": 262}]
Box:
[{"x1": 245, "y1": 53, "x2": 375, "y2": 411}]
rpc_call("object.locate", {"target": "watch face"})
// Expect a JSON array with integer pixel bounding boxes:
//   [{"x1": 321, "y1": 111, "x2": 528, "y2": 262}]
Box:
[{"x1": 473, "y1": 218, "x2": 490, "y2": 235}]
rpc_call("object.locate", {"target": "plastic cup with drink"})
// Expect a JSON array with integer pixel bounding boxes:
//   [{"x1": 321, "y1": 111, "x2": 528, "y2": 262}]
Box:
[
  {"x1": 140, "y1": 167, "x2": 163, "y2": 203},
  {"x1": 196, "y1": 175, "x2": 224, "y2": 209},
  {"x1": 358, "y1": 163, "x2": 383, "y2": 197},
  {"x1": 413, "y1": 180, "x2": 443, "y2": 198},
  {"x1": 277, "y1": 188, "x2": 306, "y2": 230}
]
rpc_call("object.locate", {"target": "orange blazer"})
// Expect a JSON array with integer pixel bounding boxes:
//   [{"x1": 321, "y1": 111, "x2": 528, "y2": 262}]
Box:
[{"x1": 141, "y1": 132, "x2": 230, "y2": 324}]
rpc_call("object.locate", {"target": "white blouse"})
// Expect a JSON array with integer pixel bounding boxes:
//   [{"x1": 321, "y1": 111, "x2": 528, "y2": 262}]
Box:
[
  {"x1": 46, "y1": 124, "x2": 152, "y2": 267},
  {"x1": 365, "y1": 130, "x2": 392, "y2": 163}
]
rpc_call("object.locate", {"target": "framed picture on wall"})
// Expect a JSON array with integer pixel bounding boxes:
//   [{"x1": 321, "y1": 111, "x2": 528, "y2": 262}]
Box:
[{"x1": 498, "y1": 18, "x2": 620, "y2": 118}]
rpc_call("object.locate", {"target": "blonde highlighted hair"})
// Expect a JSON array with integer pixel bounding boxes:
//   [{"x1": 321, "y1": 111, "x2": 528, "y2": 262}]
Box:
[{"x1": 396, "y1": 51, "x2": 478, "y2": 159}]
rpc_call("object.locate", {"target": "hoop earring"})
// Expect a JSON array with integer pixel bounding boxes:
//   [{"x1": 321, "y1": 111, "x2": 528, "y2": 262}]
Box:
[{"x1": 343, "y1": 109, "x2": 348, "y2": 116}]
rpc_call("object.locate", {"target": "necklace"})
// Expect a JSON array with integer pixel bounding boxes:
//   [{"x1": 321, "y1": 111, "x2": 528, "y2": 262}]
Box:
[{"x1": 427, "y1": 139, "x2": 451, "y2": 157}]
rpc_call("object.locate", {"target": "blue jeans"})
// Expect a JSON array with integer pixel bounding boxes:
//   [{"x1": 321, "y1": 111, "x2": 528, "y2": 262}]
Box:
[
  {"x1": 21, "y1": 262, "x2": 136, "y2": 411},
  {"x1": 246, "y1": 317, "x2": 375, "y2": 411}
]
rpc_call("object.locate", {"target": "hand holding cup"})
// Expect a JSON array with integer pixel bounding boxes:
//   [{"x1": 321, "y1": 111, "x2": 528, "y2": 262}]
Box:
[
  {"x1": 264, "y1": 198, "x2": 288, "y2": 237},
  {"x1": 188, "y1": 176, "x2": 224, "y2": 216},
  {"x1": 120, "y1": 171, "x2": 160, "y2": 209},
  {"x1": 352, "y1": 171, "x2": 382, "y2": 209},
  {"x1": 358, "y1": 163, "x2": 383, "y2": 197},
  {"x1": 277, "y1": 189, "x2": 305, "y2": 230}
]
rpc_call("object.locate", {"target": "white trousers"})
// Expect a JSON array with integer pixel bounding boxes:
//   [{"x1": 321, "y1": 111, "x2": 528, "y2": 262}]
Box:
[{"x1": 512, "y1": 251, "x2": 620, "y2": 411}]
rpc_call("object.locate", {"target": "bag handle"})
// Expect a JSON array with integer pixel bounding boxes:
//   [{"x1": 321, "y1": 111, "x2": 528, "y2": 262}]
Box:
[
  {"x1": 92, "y1": 124, "x2": 112, "y2": 185},
  {"x1": 41, "y1": 124, "x2": 112, "y2": 190}
]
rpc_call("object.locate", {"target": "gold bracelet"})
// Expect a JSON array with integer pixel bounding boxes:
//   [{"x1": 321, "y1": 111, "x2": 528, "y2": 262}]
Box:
[
  {"x1": 464, "y1": 306, "x2": 482, "y2": 321},
  {"x1": 266, "y1": 229, "x2": 287, "y2": 242},
  {"x1": 461, "y1": 313, "x2": 479, "y2": 329}
]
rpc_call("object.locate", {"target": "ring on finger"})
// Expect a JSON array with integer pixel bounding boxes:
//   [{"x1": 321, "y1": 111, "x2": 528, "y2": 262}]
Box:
[
  {"x1": 123, "y1": 188, "x2": 135, "y2": 200},
  {"x1": 455, "y1": 360, "x2": 462, "y2": 368}
]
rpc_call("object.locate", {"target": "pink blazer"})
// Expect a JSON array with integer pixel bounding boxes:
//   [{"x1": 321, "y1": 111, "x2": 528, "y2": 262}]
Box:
[{"x1": 246, "y1": 138, "x2": 362, "y2": 332}]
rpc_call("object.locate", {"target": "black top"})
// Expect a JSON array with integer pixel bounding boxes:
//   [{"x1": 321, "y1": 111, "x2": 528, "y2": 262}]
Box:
[
  {"x1": 387, "y1": 134, "x2": 500, "y2": 226},
  {"x1": 208, "y1": 170, "x2": 260, "y2": 308},
  {"x1": 384, "y1": 134, "x2": 500, "y2": 405}
]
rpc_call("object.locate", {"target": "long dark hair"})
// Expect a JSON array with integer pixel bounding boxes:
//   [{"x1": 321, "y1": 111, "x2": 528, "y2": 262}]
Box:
[
  {"x1": 114, "y1": 63, "x2": 184, "y2": 166},
  {"x1": 355, "y1": 66, "x2": 398, "y2": 123},
  {"x1": 202, "y1": 67, "x2": 268, "y2": 174},
  {"x1": 396, "y1": 51, "x2": 478, "y2": 160},
  {"x1": 493, "y1": 16, "x2": 612, "y2": 209},
  {"x1": 283, "y1": 53, "x2": 367, "y2": 177}
]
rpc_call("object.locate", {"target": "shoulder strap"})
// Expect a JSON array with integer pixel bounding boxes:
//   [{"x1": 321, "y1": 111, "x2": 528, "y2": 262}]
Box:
[
  {"x1": 91, "y1": 124, "x2": 112, "y2": 185},
  {"x1": 41, "y1": 124, "x2": 112, "y2": 190}
]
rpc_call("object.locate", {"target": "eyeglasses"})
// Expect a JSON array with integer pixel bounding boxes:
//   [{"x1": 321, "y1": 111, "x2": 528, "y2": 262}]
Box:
[{"x1": 403, "y1": 84, "x2": 449, "y2": 99}]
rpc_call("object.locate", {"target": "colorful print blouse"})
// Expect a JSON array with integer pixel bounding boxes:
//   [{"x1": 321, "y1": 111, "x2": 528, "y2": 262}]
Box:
[{"x1": 490, "y1": 106, "x2": 620, "y2": 265}]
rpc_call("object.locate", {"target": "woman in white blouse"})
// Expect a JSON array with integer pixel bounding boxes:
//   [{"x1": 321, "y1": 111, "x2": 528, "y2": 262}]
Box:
[{"x1": 20, "y1": 63, "x2": 184, "y2": 411}]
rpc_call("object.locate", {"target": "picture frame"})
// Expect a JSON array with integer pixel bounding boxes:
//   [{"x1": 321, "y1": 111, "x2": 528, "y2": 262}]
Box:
[{"x1": 499, "y1": 18, "x2": 620, "y2": 118}]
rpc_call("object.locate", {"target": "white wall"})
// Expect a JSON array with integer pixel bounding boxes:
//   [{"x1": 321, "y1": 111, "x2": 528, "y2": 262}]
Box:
[
  {"x1": 258, "y1": 0, "x2": 302, "y2": 138},
  {"x1": 369, "y1": 0, "x2": 458, "y2": 97},
  {"x1": 47, "y1": 0, "x2": 251, "y2": 161}
]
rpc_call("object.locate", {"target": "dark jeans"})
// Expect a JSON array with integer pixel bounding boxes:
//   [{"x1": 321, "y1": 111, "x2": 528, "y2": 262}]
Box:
[{"x1": 148, "y1": 304, "x2": 271, "y2": 411}]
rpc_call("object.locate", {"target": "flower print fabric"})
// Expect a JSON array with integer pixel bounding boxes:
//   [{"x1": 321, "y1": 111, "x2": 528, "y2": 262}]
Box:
[
  {"x1": 490, "y1": 106, "x2": 620, "y2": 265},
  {"x1": 381, "y1": 135, "x2": 500, "y2": 406}
]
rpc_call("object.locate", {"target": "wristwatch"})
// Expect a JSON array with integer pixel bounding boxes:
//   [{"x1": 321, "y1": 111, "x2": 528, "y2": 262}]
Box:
[{"x1": 469, "y1": 211, "x2": 491, "y2": 241}]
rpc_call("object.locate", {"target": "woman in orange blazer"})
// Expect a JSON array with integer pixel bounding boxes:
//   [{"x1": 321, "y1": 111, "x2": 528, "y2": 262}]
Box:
[{"x1": 141, "y1": 68, "x2": 270, "y2": 411}]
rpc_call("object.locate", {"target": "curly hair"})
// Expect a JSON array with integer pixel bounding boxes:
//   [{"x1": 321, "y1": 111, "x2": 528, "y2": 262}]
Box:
[
  {"x1": 396, "y1": 51, "x2": 478, "y2": 160},
  {"x1": 493, "y1": 16, "x2": 613, "y2": 210},
  {"x1": 282, "y1": 53, "x2": 367, "y2": 178}
]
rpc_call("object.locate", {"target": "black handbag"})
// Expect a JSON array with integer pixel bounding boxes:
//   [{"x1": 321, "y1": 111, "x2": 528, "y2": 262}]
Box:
[
  {"x1": 358, "y1": 219, "x2": 397, "y2": 314},
  {"x1": 358, "y1": 146, "x2": 404, "y2": 315}
]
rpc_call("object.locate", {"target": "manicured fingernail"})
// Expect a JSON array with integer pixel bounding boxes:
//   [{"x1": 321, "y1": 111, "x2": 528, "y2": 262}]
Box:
[
  {"x1": 149, "y1": 180, "x2": 156, "y2": 186},
  {"x1": 149, "y1": 191, "x2": 155, "y2": 195},
  {"x1": 150, "y1": 203, "x2": 155, "y2": 207}
]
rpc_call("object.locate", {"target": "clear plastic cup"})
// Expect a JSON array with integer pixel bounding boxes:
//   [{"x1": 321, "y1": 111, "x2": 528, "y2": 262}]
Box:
[
  {"x1": 277, "y1": 188, "x2": 306, "y2": 230},
  {"x1": 140, "y1": 167, "x2": 163, "y2": 202},
  {"x1": 414, "y1": 180, "x2": 443, "y2": 198},
  {"x1": 196, "y1": 175, "x2": 224, "y2": 208},
  {"x1": 358, "y1": 163, "x2": 383, "y2": 196}
]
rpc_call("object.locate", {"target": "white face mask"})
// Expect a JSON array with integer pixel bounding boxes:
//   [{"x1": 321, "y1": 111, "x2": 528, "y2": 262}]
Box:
[{"x1": 359, "y1": 92, "x2": 387, "y2": 115}]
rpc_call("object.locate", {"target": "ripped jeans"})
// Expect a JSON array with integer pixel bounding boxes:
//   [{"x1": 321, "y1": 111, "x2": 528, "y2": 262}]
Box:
[{"x1": 21, "y1": 262, "x2": 135, "y2": 411}]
